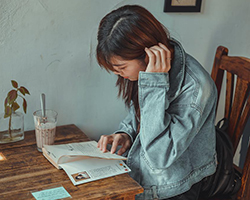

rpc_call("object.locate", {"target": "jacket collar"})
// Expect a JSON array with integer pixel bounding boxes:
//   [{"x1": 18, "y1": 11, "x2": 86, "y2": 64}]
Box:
[{"x1": 168, "y1": 38, "x2": 186, "y2": 99}]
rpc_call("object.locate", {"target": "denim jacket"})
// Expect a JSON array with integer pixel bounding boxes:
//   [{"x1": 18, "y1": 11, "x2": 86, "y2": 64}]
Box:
[{"x1": 114, "y1": 39, "x2": 217, "y2": 200}]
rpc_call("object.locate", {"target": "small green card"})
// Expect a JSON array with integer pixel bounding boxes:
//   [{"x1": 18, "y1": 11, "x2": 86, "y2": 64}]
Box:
[{"x1": 31, "y1": 186, "x2": 71, "y2": 200}]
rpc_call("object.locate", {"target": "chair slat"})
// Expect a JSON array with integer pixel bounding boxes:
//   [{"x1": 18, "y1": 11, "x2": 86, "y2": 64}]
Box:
[
  {"x1": 233, "y1": 90, "x2": 250, "y2": 153},
  {"x1": 211, "y1": 46, "x2": 228, "y2": 112},
  {"x1": 225, "y1": 72, "x2": 234, "y2": 119},
  {"x1": 228, "y1": 79, "x2": 249, "y2": 148}
]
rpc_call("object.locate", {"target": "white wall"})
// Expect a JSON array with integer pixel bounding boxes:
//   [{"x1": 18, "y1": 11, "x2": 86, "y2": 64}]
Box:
[{"x1": 0, "y1": 0, "x2": 249, "y2": 163}]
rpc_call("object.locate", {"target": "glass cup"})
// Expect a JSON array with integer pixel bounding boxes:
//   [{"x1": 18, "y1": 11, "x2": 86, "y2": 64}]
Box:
[{"x1": 33, "y1": 109, "x2": 58, "y2": 152}]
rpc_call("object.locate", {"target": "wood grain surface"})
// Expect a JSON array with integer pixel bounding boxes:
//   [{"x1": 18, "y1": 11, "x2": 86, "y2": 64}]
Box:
[{"x1": 0, "y1": 124, "x2": 143, "y2": 200}]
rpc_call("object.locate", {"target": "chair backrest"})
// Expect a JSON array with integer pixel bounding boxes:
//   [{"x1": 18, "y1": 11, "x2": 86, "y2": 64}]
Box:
[{"x1": 211, "y1": 46, "x2": 250, "y2": 200}]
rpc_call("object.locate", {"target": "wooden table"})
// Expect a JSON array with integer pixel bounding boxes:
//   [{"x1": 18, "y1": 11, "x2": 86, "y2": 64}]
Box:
[{"x1": 0, "y1": 124, "x2": 143, "y2": 200}]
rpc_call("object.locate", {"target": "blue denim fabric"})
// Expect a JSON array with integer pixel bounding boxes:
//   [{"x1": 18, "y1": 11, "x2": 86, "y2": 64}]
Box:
[{"x1": 114, "y1": 39, "x2": 217, "y2": 200}]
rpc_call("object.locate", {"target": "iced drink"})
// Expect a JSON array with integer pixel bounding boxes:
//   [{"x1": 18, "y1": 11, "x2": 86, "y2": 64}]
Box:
[
  {"x1": 35, "y1": 122, "x2": 56, "y2": 151},
  {"x1": 33, "y1": 109, "x2": 58, "y2": 152}
]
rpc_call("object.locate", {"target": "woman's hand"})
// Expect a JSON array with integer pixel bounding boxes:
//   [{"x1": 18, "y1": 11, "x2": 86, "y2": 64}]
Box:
[
  {"x1": 145, "y1": 43, "x2": 172, "y2": 73},
  {"x1": 97, "y1": 133, "x2": 132, "y2": 155}
]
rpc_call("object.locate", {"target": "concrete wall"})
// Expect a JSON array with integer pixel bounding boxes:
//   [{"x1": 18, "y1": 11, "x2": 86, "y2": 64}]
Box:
[{"x1": 1, "y1": 0, "x2": 249, "y2": 165}]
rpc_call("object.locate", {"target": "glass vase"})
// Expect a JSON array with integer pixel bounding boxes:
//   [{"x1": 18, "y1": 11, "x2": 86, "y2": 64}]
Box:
[{"x1": 0, "y1": 112, "x2": 24, "y2": 143}]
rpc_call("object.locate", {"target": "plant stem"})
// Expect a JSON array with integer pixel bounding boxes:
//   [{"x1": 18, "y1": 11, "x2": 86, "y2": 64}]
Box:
[{"x1": 8, "y1": 109, "x2": 13, "y2": 139}]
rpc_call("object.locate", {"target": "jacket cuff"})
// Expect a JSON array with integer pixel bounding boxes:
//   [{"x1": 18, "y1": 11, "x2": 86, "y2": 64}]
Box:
[{"x1": 139, "y1": 71, "x2": 170, "y2": 87}]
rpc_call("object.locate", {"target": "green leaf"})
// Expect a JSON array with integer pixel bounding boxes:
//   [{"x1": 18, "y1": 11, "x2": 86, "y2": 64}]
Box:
[
  {"x1": 11, "y1": 80, "x2": 18, "y2": 88},
  {"x1": 19, "y1": 86, "x2": 30, "y2": 95},
  {"x1": 7, "y1": 90, "x2": 17, "y2": 105},
  {"x1": 23, "y1": 98, "x2": 27, "y2": 113},
  {"x1": 4, "y1": 106, "x2": 11, "y2": 118},
  {"x1": 4, "y1": 97, "x2": 8, "y2": 107},
  {"x1": 12, "y1": 102, "x2": 20, "y2": 112},
  {"x1": 19, "y1": 87, "x2": 25, "y2": 95}
]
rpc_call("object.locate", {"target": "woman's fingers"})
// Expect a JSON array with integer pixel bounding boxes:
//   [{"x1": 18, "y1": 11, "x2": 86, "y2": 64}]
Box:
[
  {"x1": 98, "y1": 133, "x2": 132, "y2": 154},
  {"x1": 98, "y1": 135, "x2": 111, "y2": 153},
  {"x1": 145, "y1": 47, "x2": 155, "y2": 72},
  {"x1": 111, "y1": 133, "x2": 132, "y2": 154},
  {"x1": 145, "y1": 43, "x2": 171, "y2": 73},
  {"x1": 111, "y1": 135, "x2": 120, "y2": 154},
  {"x1": 150, "y1": 45, "x2": 166, "y2": 68},
  {"x1": 117, "y1": 139, "x2": 131, "y2": 155},
  {"x1": 158, "y1": 42, "x2": 171, "y2": 55},
  {"x1": 159, "y1": 43, "x2": 171, "y2": 71}
]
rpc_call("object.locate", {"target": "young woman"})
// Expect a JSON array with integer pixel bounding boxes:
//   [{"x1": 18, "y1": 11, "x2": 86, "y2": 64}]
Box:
[{"x1": 96, "y1": 5, "x2": 217, "y2": 200}]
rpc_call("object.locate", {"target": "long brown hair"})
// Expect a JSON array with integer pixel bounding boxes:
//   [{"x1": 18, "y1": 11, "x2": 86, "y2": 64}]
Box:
[{"x1": 96, "y1": 5, "x2": 171, "y2": 117}]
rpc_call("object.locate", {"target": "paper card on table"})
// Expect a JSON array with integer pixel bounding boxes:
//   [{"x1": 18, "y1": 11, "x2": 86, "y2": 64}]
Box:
[{"x1": 31, "y1": 186, "x2": 71, "y2": 200}]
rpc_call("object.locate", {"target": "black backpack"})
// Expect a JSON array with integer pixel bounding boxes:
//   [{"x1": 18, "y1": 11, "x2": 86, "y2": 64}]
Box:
[{"x1": 201, "y1": 118, "x2": 242, "y2": 198}]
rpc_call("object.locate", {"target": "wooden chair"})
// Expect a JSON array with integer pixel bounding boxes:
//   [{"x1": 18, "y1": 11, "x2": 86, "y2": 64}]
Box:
[{"x1": 200, "y1": 46, "x2": 250, "y2": 200}]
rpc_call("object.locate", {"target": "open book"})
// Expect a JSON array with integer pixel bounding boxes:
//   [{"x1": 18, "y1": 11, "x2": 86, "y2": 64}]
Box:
[{"x1": 42, "y1": 140, "x2": 131, "y2": 185}]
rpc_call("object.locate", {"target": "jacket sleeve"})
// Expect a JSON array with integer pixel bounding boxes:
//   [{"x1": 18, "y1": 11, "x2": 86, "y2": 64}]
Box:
[
  {"x1": 113, "y1": 106, "x2": 137, "y2": 143},
  {"x1": 138, "y1": 71, "x2": 210, "y2": 169}
]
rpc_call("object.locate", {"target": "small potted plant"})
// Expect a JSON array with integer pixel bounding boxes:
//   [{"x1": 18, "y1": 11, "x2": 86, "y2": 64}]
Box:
[{"x1": 0, "y1": 80, "x2": 30, "y2": 143}]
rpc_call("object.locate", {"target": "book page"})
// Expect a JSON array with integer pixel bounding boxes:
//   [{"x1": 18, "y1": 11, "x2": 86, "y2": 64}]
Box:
[
  {"x1": 59, "y1": 158, "x2": 131, "y2": 185},
  {"x1": 69, "y1": 141, "x2": 126, "y2": 160},
  {"x1": 43, "y1": 141, "x2": 126, "y2": 165},
  {"x1": 43, "y1": 142, "x2": 83, "y2": 165}
]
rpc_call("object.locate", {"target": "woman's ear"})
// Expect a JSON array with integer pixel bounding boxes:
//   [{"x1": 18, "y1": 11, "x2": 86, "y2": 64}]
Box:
[{"x1": 144, "y1": 53, "x2": 149, "y2": 66}]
